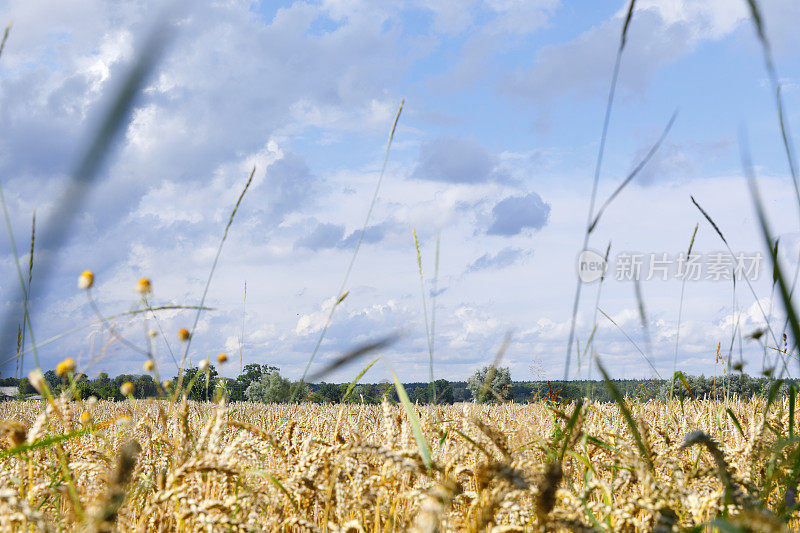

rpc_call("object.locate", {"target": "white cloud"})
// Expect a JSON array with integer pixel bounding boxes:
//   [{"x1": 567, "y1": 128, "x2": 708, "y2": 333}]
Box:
[
  {"x1": 1, "y1": 0, "x2": 798, "y2": 384},
  {"x1": 295, "y1": 296, "x2": 337, "y2": 336},
  {"x1": 504, "y1": 0, "x2": 771, "y2": 102},
  {"x1": 631, "y1": 0, "x2": 746, "y2": 39}
]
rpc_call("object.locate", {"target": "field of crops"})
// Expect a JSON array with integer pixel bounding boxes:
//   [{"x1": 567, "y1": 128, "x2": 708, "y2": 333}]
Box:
[{"x1": 0, "y1": 396, "x2": 796, "y2": 531}]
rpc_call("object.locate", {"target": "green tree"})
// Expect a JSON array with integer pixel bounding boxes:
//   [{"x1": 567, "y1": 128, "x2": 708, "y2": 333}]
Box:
[
  {"x1": 43, "y1": 370, "x2": 60, "y2": 393},
  {"x1": 433, "y1": 379, "x2": 454, "y2": 404},
  {"x1": 245, "y1": 371, "x2": 292, "y2": 403},
  {"x1": 467, "y1": 366, "x2": 512, "y2": 404},
  {"x1": 176, "y1": 366, "x2": 219, "y2": 401},
  {"x1": 227, "y1": 363, "x2": 280, "y2": 401},
  {"x1": 409, "y1": 380, "x2": 454, "y2": 404},
  {"x1": 18, "y1": 377, "x2": 36, "y2": 396},
  {"x1": 453, "y1": 385, "x2": 471, "y2": 402},
  {"x1": 345, "y1": 384, "x2": 376, "y2": 403},
  {"x1": 376, "y1": 381, "x2": 394, "y2": 402},
  {"x1": 410, "y1": 385, "x2": 429, "y2": 404},
  {"x1": 91, "y1": 372, "x2": 117, "y2": 400},
  {"x1": 315, "y1": 382, "x2": 342, "y2": 403},
  {"x1": 134, "y1": 375, "x2": 158, "y2": 398},
  {"x1": 306, "y1": 392, "x2": 324, "y2": 403}
]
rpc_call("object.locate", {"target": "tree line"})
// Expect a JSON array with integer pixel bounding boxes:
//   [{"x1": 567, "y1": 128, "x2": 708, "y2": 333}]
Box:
[{"x1": 2, "y1": 365, "x2": 794, "y2": 404}]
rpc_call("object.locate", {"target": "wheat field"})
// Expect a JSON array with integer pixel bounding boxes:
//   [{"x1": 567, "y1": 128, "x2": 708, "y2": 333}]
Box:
[{"x1": 0, "y1": 395, "x2": 794, "y2": 531}]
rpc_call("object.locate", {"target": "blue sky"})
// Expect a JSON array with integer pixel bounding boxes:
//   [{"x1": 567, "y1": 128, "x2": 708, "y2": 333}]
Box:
[{"x1": 0, "y1": 0, "x2": 799, "y2": 383}]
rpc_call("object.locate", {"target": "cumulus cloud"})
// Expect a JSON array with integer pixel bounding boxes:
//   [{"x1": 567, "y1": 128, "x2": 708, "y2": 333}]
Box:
[
  {"x1": 0, "y1": 0, "x2": 406, "y2": 221},
  {"x1": 776, "y1": 232, "x2": 800, "y2": 268},
  {"x1": 295, "y1": 221, "x2": 394, "y2": 251},
  {"x1": 339, "y1": 222, "x2": 392, "y2": 249},
  {"x1": 0, "y1": 0, "x2": 795, "y2": 382},
  {"x1": 259, "y1": 153, "x2": 319, "y2": 224},
  {"x1": 295, "y1": 222, "x2": 346, "y2": 251},
  {"x1": 504, "y1": 1, "x2": 753, "y2": 102},
  {"x1": 134, "y1": 141, "x2": 316, "y2": 235},
  {"x1": 410, "y1": 137, "x2": 505, "y2": 183},
  {"x1": 290, "y1": 297, "x2": 428, "y2": 380},
  {"x1": 0, "y1": 0, "x2": 415, "y2": 373},
  {"x1": 515, "y1": 299, "x2": 780, "y2": 380},
  {"x1": 467, "y1": 247, "x2": 531, "y2": 272},
  {"x1": 444, "y1": 305, "x2": 503, "y2": 352},
  {"x1": 631, "y1": 138, "x2": 731, "y2": 186},
  {"x1": 486, "y1": 192, "x2": 550, "y2": 236},
  {"x1": 426, "y1": 0, "x2": 560, "y2": 86}
]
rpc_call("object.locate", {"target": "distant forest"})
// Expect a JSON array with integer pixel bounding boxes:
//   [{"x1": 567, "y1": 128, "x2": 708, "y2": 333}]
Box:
[{"x1": 1, "y1": 363, "x2": 795, "y2": 404}]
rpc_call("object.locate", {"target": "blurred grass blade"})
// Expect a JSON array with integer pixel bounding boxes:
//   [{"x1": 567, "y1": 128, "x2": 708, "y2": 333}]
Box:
[
  {"x1": 619, "y1": 0, "x2": 636, "y2": 51},
  {"x1": 341, "y1": 356, "x2": 381, "y2": 402},
  {"x1": 746, "y1": 0, "x2": 800, "y2": 365},
  {"x1": 17, "y1": 209, "x2": 35, "y2": 378},
  {"x1": 180, "y1": 167, "x2": 255, "y2": 367},
  {"x1": 726, "y1": 408, "x2": 745, "y2": 437},
  {"x1": 452, "y1": 427, "x2": 490, "y2": 457},
  {"x1": 270, "y1": 476, "x2": 299, "y2": 513},
  {"x1": 587, "y1": 241, "x2": 611, "y2": 394},
  {"x1": 0, "y1": 13, "x2": 176, "y2": 362},
  {"x1": 673, "y1": 224, "x2": 698, "y2": 386},
  {"x1": 686, "y1": 223, "x2": 699, "y2": 257},
  {"x1": 580, "y1": 325, "x2": 597, "y2": 366},
  {"x1": 479, "y1": 331, "x2": 513, "y2": 403},
  {"x1": 0, "y1": 419, "x2": 115, "y2": 459},
  {"x1": 0, "y1": 23, "x2": 10, "y2": 57},
  {"x1": 430, "y1": 231, "x2": 440, "y2": 401},
  {"x1": 765, "y1": 379, "x2": 784, "y2": 415},
  {"x1": 389, "y1": 366, "x2": 431, "y2": 469},
  {"x1": 681, "y1": 431, "x2": 738, "y2": 507},
  {"x1": 598, "y1": 308, "x2": 660, "y2": 378},
  {"x1": 743, "y1": 133, "x2": 800, "y2": 370},
  {"x1": 558, "y1": 398, "x2": 584, "y2": 462},
  {"x1": 300, "y1": 100, "x2": 404, "y2": 385},
  {"x1": 747, "y1": 0, "x2": 800, "y2": 354},
  {"x1": 597, "y1": 359, "x2": 654, "y2": 473},
  {"x1": 565, "y1": 0, "x2": 638, "y2": 380},
  {"x1": 691, "y1": 193, "x2": 784, "y2": 369},
  {"x1": 588, "y1": 110, "x2": 678, "y2": 233},
  {"x1": 413, "y1": 229, "x2": 434, "y2": 385},
  {"x1": 336, "y1": 290, "x2": 349, "y2": 305},
  {"x1": 633, "y1": 277, "x2": 652, "y2": 367},
  {"x1": 744, "y1": 0, "x2": 799, "y2": 211},
  {"x1": 673, "y1": 371, "x2": 696, "y2": 401},
  {"x1": 690, "y1": 196, "x2": 728, "y2": 246},
  {"x1": 745, "y1": 0, "x2": 767, "y2": 45},
  {"x1": 772, "y1": 238, "x2": 780, "y2": 286},
  {"x1": 306, "y1": 333, "x2": 399, "y2": 383}
]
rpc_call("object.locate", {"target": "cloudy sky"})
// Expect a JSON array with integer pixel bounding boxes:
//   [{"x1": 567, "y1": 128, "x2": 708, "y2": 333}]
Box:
[{"x1": 1, "y1": 0, "x2": 799, "y2": 383}]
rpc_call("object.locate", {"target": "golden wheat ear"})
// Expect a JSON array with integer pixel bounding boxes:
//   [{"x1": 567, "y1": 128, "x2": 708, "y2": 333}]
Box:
[
  {"x1": 681, "y1": 430, "x2": 740, "y2": 508},
  {"x1": 90, "y1": 439, "x2": 141, "y2": 530}
]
